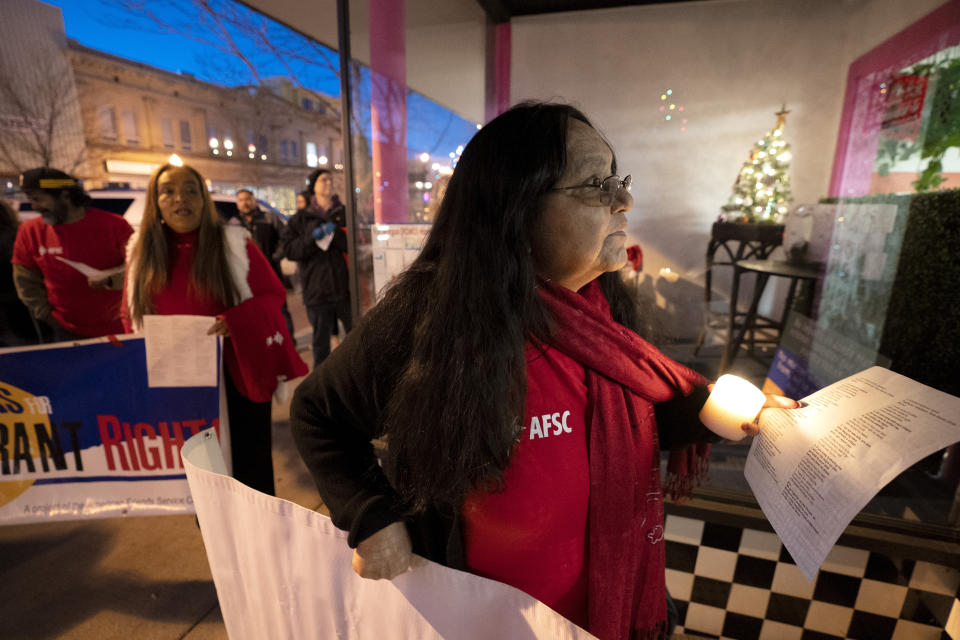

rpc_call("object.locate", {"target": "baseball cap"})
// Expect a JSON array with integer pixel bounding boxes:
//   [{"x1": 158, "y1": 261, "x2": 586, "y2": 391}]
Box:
[{"x1": 19, "y1": 167, "x2": 79, "y2": 191}]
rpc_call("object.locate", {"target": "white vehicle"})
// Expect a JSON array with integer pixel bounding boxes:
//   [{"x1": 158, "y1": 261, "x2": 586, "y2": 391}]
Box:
[
  {"x1": 12, "y1": 199, "x2": 40, "y2": 223},
  {"x1": 84, "y1": 189, "x2": 298, "y2": 278},
  {"x1": 14, "y1": 189, "x2": 289, "y2": 228},
  {"x1": 85, "y1": 189, "x2": 290, "y2": 229}
]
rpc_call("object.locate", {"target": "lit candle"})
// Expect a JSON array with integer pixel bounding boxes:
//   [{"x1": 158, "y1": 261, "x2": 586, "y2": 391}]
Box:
[
  {"x1": 658, "y1": 266, "x2": 680, "y2": 283},
  {"x1": 698, "y1": 374, "x2": 767, "y2": 441}
]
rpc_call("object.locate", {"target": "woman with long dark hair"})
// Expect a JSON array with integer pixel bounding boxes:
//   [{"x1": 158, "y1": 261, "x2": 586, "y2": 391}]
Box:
[
  {"x1": 291, "y1": 102, "x2": 795, "y2": 639},
  {"x1": 123, "y1": 163, "x2": 306, "y2": 496}
]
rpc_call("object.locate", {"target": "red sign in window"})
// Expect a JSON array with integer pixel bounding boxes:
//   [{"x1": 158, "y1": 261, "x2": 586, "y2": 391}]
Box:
[{"x1": 880, "y1": 75, "x2": 928, "y2": 137}]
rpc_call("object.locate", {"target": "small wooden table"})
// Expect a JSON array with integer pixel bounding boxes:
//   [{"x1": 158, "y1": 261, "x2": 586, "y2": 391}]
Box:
[
  {"x1": 694, "y1": 222, "x2": 784, "y2": 357},
  {"x1": 720, "y1": 259, "x2": 824, "y2": 372}
]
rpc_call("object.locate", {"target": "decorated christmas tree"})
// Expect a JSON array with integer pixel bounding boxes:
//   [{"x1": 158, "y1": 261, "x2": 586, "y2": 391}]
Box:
[{"x1": 722, "y1": 106, "x2": 793, "y2": 223}]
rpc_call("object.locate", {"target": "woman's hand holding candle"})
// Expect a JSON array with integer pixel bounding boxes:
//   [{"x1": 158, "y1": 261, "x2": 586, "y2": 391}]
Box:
[
  {"x1": 701, "y1": 375, "x2": 800, "y2": 441},
  {"x1": 737, "y1": 392, "x2": 801, "y2": 437}
]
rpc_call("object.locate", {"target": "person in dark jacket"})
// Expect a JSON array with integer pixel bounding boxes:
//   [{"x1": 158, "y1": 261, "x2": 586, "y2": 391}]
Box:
[
  {"x1": 290, "y1": 102, "x2": 799, "y2": 639},
  {"x1": 236, "y1": 188, "x2": 293, "y2": 335},
  {"x1": 0, "y1": 199, "x2": 37, "y2": 345},
  {"x1": 236, "y1": 189, "x2": 284, "y2": 275},
  {"x1": 281, "y1": 169, "x2": 351, "y2": 366},
  {"x1": 295, "y1": 190, "x2": 310, "y2": 212}
]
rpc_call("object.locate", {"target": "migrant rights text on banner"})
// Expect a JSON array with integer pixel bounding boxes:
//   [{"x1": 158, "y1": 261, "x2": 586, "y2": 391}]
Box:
[{"x1": 0, "y1": 336, "x2": 220, "y2": 525}]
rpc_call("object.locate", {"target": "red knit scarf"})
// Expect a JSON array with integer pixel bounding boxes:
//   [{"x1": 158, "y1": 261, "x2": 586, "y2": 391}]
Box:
[{"x1": 538, "y1": 278, "x2": 710, "y2": 640}]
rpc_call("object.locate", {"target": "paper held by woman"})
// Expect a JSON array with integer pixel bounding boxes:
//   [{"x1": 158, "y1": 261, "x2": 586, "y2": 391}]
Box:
[{"x1": 744, "y1": 366, "x2": 960, "y2": 581}]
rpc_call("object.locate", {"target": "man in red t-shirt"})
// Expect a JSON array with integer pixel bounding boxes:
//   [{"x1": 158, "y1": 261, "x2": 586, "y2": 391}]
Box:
[{"x1": 12, "y1": 168, "x2": 133, "y2": 341}]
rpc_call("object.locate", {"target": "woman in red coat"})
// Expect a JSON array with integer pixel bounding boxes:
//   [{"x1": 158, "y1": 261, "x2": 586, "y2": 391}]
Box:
[{"x1": 123, "y1": 163, "x2": 306, "y2": 496}]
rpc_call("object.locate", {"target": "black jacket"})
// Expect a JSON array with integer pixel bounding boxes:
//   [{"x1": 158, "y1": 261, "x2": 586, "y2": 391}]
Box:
[
  {"x1": 289, "y1": 296, "x2": 715, "y2": 570},
  {"x1": 237, "y1": 207, "x2": 285, "y2": 281},
  {"x1": 281, "y1": 198, "x2": 349, "y2": 305}
]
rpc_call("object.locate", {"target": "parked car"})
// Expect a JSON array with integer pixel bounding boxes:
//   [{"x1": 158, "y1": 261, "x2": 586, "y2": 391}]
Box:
[
  {"x1": 14, "y1": 189, "x2": 289, "y2": 228},
  {"x1": 84, "y1": 189, "x2": 290, "y2": 229},
  {"x1": 12, "y1": 199, "x2": 39, "y2": 223}
]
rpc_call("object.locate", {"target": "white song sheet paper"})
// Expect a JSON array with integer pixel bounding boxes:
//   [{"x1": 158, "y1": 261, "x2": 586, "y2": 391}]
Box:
[
  {"x1": 745, "y1": 367, "x2": 960, "y2": 581},
  {"x1": 143, "y1": 314, "x2": 219, "y2": 388},
  {"x1": 55, "y1": 256, "x2": 125, "y2": 281}
]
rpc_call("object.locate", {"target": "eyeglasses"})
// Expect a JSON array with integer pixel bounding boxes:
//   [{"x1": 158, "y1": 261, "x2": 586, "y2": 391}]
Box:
[{"x1": 552, "y1": 174, "x2": 632, "y2": 207}]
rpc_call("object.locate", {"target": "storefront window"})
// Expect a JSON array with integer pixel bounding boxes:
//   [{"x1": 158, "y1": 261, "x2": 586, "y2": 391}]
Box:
[
  {"x1": 343, "y1": 0, "x2": 487, "y2": 314},
  {"x1": 2, "y1": 0, "x2": 956, "y2": 561},
  {"x1": 687, "y1": 8, "x2": 960, "y2": 547}
]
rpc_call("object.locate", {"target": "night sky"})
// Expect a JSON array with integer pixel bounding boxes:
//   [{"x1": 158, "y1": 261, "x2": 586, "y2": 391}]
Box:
[{"x1": 42, "y1": 0, "x2": 477, "y2": 158}]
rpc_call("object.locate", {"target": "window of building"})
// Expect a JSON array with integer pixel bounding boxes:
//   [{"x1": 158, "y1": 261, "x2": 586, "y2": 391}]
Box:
[
  {"x1": 122, "y1": 110, "x2": 139, "y2": 145},
  {"x1": 281, "y1": 139, "x2": 289, "y2": 161},
  {"x1": 291, "y1": 140, "x2": 298, "y2": 163},
  {"x1": 98, "y1": 106, "x2": 117, "y2": 141},
  {"x1": 207, "y1": 125, "x2": 220, "y2": 155},
  {"x1": 302, "y1": 97, "x2": 313, "y2": 111},
  {"x1": 179, "y1": 120, "x2": 192, "y2": 150},
  {"x1": 306, "y1": 142, "x2": 318, "y2": 168},
  {"x1": 161, "y1": 118, "x2": 174, "y2": 148}
]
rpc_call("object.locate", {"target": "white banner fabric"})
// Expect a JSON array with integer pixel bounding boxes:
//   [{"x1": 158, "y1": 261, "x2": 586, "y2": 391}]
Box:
[{"x1": 181, "y1": 430, "x2": 597, "y2": 640}]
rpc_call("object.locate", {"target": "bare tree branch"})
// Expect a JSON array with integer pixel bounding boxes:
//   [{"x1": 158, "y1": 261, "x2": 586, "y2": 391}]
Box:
[
  {"x1": 0, "y1": 53, "x2": 83, "y2": 172},
  {"x1": 195, "y1": 0, "x2": 266, "y2": 85}
]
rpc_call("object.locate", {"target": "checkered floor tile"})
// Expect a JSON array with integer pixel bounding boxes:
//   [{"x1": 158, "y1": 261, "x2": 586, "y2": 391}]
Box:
[{"x1": 664, "y1": 515, "x2": 959, "y2": 640}]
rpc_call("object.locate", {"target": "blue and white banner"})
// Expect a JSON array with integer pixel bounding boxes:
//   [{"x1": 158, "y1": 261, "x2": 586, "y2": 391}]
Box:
[{"x1": 0, "y1": 336, "x2": 220, "y2": 524}]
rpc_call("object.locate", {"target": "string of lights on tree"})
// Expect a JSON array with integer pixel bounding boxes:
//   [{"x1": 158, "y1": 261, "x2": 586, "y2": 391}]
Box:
[
  {"x1": 659, "y1": 89, "x2": 688, "y2": 131},
  {"x1": 723, "y1": 106, "x2": 793, "y2": 223}
]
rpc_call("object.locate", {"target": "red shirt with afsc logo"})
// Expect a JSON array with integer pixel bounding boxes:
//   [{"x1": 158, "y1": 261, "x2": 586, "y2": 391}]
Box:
[
  {"x1": 462, "y1": 343, "x2": 590, "y2": 627},
  {"x1": 13, "y1": 208, "x2": 132, "y2": 337}
]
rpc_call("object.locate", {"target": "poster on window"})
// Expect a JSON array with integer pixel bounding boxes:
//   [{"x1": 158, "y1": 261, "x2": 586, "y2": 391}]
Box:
[
  {"x1": 371, "y1": 223, "x2": 432, "y2": 299},
  {"x1": 0, "y1": 336, "x2": 220, "y2": 525},
  {"x1": 880, "y1": 74, "x2": 928, "y2": 137}
]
